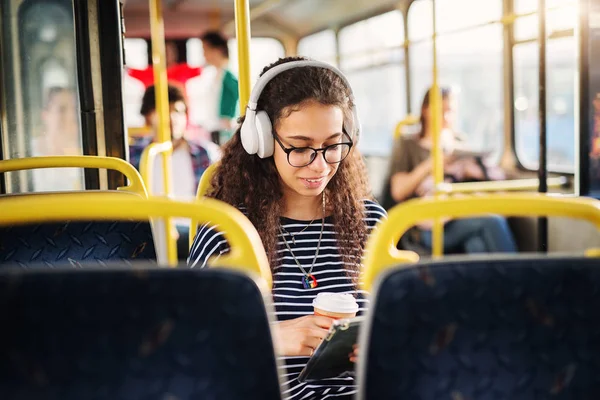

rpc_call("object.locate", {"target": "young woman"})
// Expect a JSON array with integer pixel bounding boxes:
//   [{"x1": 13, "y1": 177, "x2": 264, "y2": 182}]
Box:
[
  {"x1": 384, "y1": 87, "x2": 517, "y2": 253},
  {"x1": 188, "y1": 57, "x2": 386, "y2": 399}
]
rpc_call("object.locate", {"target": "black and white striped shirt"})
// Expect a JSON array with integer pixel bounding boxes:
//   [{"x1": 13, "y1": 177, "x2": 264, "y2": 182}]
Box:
[{"x1": 188, "y1": 199, "x2": 386, "y2": 400}]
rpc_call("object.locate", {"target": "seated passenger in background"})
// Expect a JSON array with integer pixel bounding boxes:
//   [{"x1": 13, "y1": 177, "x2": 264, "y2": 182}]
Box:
[
  {"x1": 129, "y1": 84, "x2": 220, "y2": 258},
  {"x1": 383, "y1": 86, "x2": 517, "y2": 254},
  {"x1": 188, "y1": 56, "x2": 386, "y2": 399}
]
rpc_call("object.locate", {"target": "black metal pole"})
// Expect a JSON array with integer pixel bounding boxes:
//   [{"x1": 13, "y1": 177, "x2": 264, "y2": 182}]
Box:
[
  {"x1": 579, "y1": 0, "x2": 590, "y2": 197},
  {"x1": 73, "y1": 0, "x2": 100, "y2": 190},
  {"x1": 538, "y1": 0, "x2": 548, "y2": 252},
  {"x1": 97, "y1": 0, "x2": 127, "y2": 189}
]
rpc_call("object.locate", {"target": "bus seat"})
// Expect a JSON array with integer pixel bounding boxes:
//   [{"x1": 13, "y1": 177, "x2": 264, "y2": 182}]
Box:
[
  {"x1": 0, "y1": 192, "x2": 157, "y2": 267},
  {"x1": 0, "y1": 267, "x2": 282, "y2": 399},
  {"x1": 0, "y1": 220, "x2": 156, "y2": 267},
  {"x1": 358, "y1": 256, "x2": 600, "y2": 400}
]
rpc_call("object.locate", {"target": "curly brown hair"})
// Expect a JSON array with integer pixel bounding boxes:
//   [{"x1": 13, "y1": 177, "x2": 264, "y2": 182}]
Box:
[{"x1": 207, "y1": 56, "x2": 372, "y2": 277}]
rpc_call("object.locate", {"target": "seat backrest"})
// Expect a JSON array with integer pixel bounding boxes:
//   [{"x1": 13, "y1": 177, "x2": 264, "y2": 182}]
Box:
[
  {"x1": 0, "y1": 220, "x2": 156, "y2": 267},
  {"x1": 359, "y1": 256, "x2": 600, "y2": 400},
  {"x1": 0, "y1": 192, "x2": 157, "y2": 268},
  {"x1": 0, "y1": 267, "x2": 282, "y2": 399}
]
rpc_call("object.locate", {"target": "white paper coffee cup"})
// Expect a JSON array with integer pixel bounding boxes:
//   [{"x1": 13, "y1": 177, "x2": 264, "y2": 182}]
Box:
[{"x1": 312, "y1": 292, "x2": 358, "y2": 319}]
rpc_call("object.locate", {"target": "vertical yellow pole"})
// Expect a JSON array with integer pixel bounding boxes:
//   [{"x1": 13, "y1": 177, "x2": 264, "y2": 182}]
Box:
[
  {"x1": 209, "y1": 0, "x2": 221, "y2": 30},
  {"x1": 431, "y1": 0, "x2": 444, "y2": 258},
  {"x1": 235, "y1": 0, "x2": 251, "y2": 112},
  {"x1": 149, "y1": 0, "x2": 177, "y2": 265}
]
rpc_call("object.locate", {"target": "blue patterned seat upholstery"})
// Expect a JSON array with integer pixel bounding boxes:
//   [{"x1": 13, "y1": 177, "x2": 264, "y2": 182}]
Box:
[
  {"x1": 359, "y1": 256, "x2": 600, "y2": 400},
  {"x1": 0, "y1": 267, "x2": 282, "y2": 399},
  {"x1": 0, "y1": 220, "x2": 156, "y2": 267}
]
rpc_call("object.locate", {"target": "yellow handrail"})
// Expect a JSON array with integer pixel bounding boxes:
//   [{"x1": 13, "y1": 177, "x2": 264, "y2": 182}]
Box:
[
  {"x1": 235, "y1": 0, "x2": 251, "y2": 112},
  {"x1": 0, "y1": 156, "x2": 148, "y2": 197},
  {"x1": 437, "y1": 176, "x2": 568, "y2": 194},
  {"x1": 138, "y1": 141, "x2": 177, "y2": 265},
  {"x1": 0, "y1": 192, "x2": 272, "y2": 291},
  {"x1": 430, "y1": 0, "x2": 444, "y2": 258},
  {"x1": 189, "y1": 161, "x2": 219, "y2": 248},
  {"x1": 361, "y1": 193, "x2": 600, "y2": 292},
  {"x1": 393, "y1": 115, "x2": 419, "y2": 139},
  {"x1": 139, "y1": 141, "x2": 173, "y2": 194},
  {"x1": 149, "y1": 0, "x2": 176, "y2": 265}
]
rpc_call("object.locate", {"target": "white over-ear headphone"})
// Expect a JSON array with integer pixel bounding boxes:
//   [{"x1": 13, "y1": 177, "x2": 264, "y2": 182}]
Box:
[{"x1": 240, "y1": 60, "x2": 361, "y2": 158}]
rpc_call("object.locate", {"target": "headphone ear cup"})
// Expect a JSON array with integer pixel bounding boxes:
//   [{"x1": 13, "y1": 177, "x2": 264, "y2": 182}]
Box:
[
  {"x1": 241, "y1": 109, "x2": 259, "y2": 155},
  {"x1": 255, "y1": 111, "x2": 274, "y2": 158}
]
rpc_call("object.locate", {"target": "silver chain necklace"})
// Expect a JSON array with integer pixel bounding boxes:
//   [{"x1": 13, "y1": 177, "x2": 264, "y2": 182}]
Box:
[{"x1": 279, "y1": 192, "x2": 325, "y2": 289}]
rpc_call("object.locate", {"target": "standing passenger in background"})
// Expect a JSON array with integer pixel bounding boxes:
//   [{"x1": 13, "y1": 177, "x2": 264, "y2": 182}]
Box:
[
  {"x1": 188, "y1": 57, "x2": 386, "y2": 399},
  {"x1": 383, "y1": 86, "x2": 517, "y2": 254},
  {"x1": 200, "y1": 31, "x2": 239, "y2": 145},
  {"x1": 129, "y1": 84, "x2": 220, "y2": 258}
]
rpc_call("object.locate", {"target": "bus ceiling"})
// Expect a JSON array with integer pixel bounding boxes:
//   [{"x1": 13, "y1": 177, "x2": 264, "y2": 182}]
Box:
[{"x1": 121, "y1": 0, "x2": 405, "y2": 40}]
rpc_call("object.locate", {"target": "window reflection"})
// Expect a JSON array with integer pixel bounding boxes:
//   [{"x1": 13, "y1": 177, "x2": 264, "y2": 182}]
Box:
[{"x1": 1, "y1": 0, "x2": 84, "y2": 192}]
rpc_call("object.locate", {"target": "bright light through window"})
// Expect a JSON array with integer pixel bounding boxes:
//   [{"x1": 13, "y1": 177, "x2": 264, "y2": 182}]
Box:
[{"x1": 298, "y1": 30, "x2": 337, "y2": 65}]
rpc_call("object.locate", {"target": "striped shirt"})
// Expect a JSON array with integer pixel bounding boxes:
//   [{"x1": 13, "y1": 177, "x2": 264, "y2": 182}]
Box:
[{"x1": 188, "y1": 199, "x2": 387, "y2": 400}]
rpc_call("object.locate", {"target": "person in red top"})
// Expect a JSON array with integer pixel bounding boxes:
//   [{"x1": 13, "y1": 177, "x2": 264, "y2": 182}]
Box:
[{"x1": 127, "y1": 41, "x2": 201, "y2": 89}]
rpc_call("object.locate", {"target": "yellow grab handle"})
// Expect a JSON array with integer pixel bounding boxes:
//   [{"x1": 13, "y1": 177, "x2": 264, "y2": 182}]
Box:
[
  {"x1": 0, "y1": 156, "x2": 148, "y2": 197},
  {"x1": 139, "y1": 141, "x2": 173, "y2": 195},
  {"x1": 393, "y1": 115, "x2": 420, "y2": 139},
  {"x1": 361, "y1": 193, "x2": 600, "y2": 292},
  {"x1": 0, "y1": 192, "x2": 272, "y2": 291},
  {"x1": 139, "y1": 142, "x2": 177, "y2": 265}
]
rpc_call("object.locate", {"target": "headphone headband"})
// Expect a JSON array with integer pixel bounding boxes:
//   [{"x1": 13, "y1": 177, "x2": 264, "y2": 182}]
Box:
[
  {"x1": 240, "y1": 59, "x2": 361, "y2": 158},
  {"x1": 246, "y1": 60, "x2": 356, "y2": 111}
]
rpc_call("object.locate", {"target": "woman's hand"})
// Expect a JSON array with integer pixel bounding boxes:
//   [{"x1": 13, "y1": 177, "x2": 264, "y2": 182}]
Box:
[
  {"x1": 349, "y1": 344, "x2": 359, "y2": 363},
  {"x1": 271, "y1": 315, "x2": 334, "y2": 357}
]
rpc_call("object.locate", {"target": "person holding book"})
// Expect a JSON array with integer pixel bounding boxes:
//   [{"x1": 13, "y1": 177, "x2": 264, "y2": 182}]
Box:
[
  {"x1": 188, "y1": 56, "x2": 386, "y2": 399},
  {"x1": 382, "y1": 86, "x2": 517, "y2": 254}
]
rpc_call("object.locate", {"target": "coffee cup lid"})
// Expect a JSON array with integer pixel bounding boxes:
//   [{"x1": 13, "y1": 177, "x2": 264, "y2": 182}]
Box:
[{"x1": 312, "y1": 292, "x2": 359, "y2": 314}]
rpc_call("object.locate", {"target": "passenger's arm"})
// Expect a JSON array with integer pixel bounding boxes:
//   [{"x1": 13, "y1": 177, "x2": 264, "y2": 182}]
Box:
[
  {"x1": 187, "y1": 223, "x2": 229, "y2": 268},
  {"x1": 390, "y1": 158, "x2": 432, "y2": 202}
]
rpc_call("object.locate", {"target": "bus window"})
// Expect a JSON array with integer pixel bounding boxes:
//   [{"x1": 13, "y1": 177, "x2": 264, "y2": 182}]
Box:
[
  {"x1": 298, "y1": 30, "x2": 337, "y2": 66},
  {"x1": 123, "y1": 38, "x2": 148, "y2": 129},
  {"x1": 513, "y1": 0, "x2": 576, "y2": 172},
  {"x1": 436, "y1": 0, "x2": 501, "y2": 33},
  {"x1": 514, "y1": 0, "x2": 576, "y2": 14},
  {"x1": 408, "y1": 0, "x2": 504, "y2": 160},
  {"x1": 339, "y1": 10, "x2": 406, "y2": 157},
  {"x1": 0, "y1": 0, "x2": 84, "y2": 192},
  {"x1": 438, "y1": 24, "x2": 504, "y2": 159},
  {"x1": 513, "y1": 38, "x2": 576, "y2": 172}
]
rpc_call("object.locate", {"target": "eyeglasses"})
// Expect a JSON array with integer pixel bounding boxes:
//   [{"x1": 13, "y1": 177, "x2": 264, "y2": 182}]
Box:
[{"x1": 273, "y1": 134, "x2": 353, "y2": 168}]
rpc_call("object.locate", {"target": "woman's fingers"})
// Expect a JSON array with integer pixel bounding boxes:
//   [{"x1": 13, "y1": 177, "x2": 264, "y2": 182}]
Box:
[
  {"x1": 311, "y1": 315, "x2": 335, "y2": 329},
  {"x1": 349, "y1": 344, "x2": 359, "y2": 363},
  {"x1": 300, "y1": 346, "x2": 315, "y2": 357},
  {"x1": 307, "y1": 327, "x2": 329, "y2": 341},
  {"x1": 302, "y1": 335, "x2": 324, "y2": 351}
]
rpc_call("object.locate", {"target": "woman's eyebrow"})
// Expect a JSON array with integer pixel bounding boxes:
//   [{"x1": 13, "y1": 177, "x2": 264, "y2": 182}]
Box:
[{"x1": 285, "y1": 132, "x2": 343, "y2": 143}]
